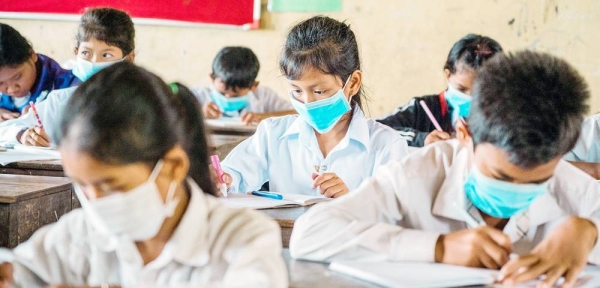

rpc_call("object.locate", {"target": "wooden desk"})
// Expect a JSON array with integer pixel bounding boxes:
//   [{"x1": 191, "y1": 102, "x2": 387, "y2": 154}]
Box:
[
  {"x1": 0, "y1": 174, "x2": 74, "y2": 248},
  {"x1": 207, "y1": 124, "x2": 256, "y2": 136},
  {"x1": 0, "y1": 134, "x2": 248, "y2": 177},
  {"x1": 283, "y1": 249, "x2": 375, "y2": 288},
  {"x1": 0, "y1": 159, "x2": 63, "y2": 177},
  {"x1": 260, "y1": 206, "x2": 311, "y2": 248}
]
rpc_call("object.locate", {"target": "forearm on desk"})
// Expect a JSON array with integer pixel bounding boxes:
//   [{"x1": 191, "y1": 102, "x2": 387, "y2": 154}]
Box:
[{"x1": 569, "y1": 161, "x2": 600, "y2": 180}]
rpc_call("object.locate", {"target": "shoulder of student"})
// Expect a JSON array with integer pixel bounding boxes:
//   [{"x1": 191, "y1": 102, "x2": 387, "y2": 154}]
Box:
[
  {"x1": 367, "y1": 117, "x2": 409, "y2": 150},
  {"x1": 189, "y1": 86, "x2": 211, "y2": 104}
]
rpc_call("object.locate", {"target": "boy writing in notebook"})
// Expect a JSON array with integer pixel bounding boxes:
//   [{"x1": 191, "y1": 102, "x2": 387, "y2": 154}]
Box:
[
  {"x1": 192, "y1": 46, "x2": 295, "y2": 125},
  {"x1": 290, "y1": 51, "x2": 600, "y2": 287}
]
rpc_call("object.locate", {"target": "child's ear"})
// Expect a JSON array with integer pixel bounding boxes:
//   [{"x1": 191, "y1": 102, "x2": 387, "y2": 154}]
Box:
[
  {"x1": 30, "y1": 51, "x2": 38, "y2": 63},
  {"x1": 347, "y1": 70, "x2": 362, "y2": 97},
  {"x1": 73, "y1": 47, "x2": 78, "y2": 56},
  {"x1": 251, "y1": 81, "x2": 259, "y2": 91},
  {"x1": 444, "y1": 69, "x2": 451, "y2": 81},
  {"x1": 455, "y1": 119, "x2": 473, "y2": 148},
  {"x1": 125, "y1": 52, "x2": 135, "y2": 62}
]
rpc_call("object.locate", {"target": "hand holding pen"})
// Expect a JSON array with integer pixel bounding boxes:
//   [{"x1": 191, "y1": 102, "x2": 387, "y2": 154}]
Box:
[
  {"x1": 18, "y1": 102, "x2": 51, "y2": 147},
  {"x1": 210, "y1": 155, "x2": 232, "y2": 197}
]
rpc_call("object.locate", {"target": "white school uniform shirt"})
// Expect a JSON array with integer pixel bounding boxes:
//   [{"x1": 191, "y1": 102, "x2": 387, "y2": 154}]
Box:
[
  {"x1": 0, "y1": 87, "x2": 76, "y2": 145},
  {"x1": 221, "y1": 108, "x2": 409, "y2": 195},
  {"x1": 0, "y1": 179, "x2": 287, "y2": 288},
  {"x1": 191, "y1": 86, "x2": 293, "y2": 117},
  {"x1": 289, "y1": 140, "x2": 600, "y2": 263},
  {"x1": 564, "y1": 114, "x2": 600, "y2": 162}
]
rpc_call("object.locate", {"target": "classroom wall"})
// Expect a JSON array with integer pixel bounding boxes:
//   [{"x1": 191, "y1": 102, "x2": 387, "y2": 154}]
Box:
[{"x1": 2, "y1": 0, "x2": 599, "y2": 117}]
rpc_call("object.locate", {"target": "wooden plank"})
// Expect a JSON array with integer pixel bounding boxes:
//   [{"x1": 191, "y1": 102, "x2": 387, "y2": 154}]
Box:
[
  {"x1": 0, "y1": 174, "x2": 72, "y2": 203},
  {"x1": 8, "y1": 189, "x2": 72, "y2": 248}
]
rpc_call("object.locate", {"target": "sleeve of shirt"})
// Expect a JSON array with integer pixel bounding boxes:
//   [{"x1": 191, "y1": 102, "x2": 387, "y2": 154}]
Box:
[
  {"x1": 255, "y1": 86, "x2": 293, "y2": 112},
  {"x1": 564, "y1": 115, "x2": 600, "y2": 162},
  {"x1": 289, "y1": 161, "x2": 440, "y2": 263},
  {"x1": 374, "y1": 136, "x2": 409, "y2": 169},
  {"x1": 221, "y1": 119, "x2": 272, "y2": 193},
  {"x1": 0, "y1": 109, "x2": 36, "y2": 144},
  {"x1": 0, "y1": 211, "x2": 90, "y2": 286},
  {"x1": 376, "y1": 98, "x2": 431, "y2": 147},
  {"x1": 190, "y1": 87, "x2": 212, "y2": 106},
  {"x1": 222, "y1": 210, "x2": 288, "y2": 288}
]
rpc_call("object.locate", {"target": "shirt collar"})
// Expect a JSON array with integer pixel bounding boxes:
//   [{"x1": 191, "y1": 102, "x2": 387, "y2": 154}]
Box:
[
  {"x1": 279, "y1": 107, "x2": 371, "y2": 152},
  {"x1": 431, "y1": 142, "x2": 565, "y2": 228}
]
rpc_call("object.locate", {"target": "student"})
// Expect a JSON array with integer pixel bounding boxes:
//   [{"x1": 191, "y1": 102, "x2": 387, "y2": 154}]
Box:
[
  {"x1": 193, "y1": 46, "x2": 295, "y2": 125},
  {"x1": 0, "y1": 23, "x2": 80, "y2": 120},
  {"x1": 564, "y1": 113, "x2": 600, "y2": 179},
  {"x1": 0, "y1": 7, "x2": 135, "y2": 147},
  {"x1": 378, "y1": 34, "x2": 502, "y2": 147},
  {"x1": 217, "y1": 16, "x2": 408, "y2": 198},
  {"x1": 0, "y1": 63, "x2": 287, "y2": 287},
  {"x1": 290, "y1": 51, "x2": 600, "y2": 287}
]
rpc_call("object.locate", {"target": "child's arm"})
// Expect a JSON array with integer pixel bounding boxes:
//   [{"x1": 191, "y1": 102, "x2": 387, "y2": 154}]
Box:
[
  {"x1": 0, "y1": 108, "x2": 20, "y2": 122},
  {"x1": 568, "y1": 161, "x2": 600, "y2": 179},
  {"x1": 220, "y1": 119, "x2": 272, "y2": 193},
  {"x1": 0, "y1": 210, "x2": 92, "y2": 287},
  {"x1": 240, "y1": 110, "x2": 296, "y2": 125},
  {"x1": 377, "y1": 97, "x2": 443, "y2": 147},
  {"x1": 498, "y1": 216, "x2": 597, "y2": 287}
]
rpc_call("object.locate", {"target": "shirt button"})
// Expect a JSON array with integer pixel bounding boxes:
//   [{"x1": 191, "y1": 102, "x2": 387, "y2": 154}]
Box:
[{"x1": 322, "y1": 165, "x2": 328, "y2": 172}]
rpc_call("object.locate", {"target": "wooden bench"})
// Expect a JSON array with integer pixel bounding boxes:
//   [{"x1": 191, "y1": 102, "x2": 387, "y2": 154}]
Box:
[{"x1": 0, "y1": 175, "x2": 74, "y2": 248}]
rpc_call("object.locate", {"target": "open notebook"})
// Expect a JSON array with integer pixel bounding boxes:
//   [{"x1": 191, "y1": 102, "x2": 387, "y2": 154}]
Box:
[
  {"x1": 329, "y1": 261, "x2": 600, "y2": 288},
  {"x1": 0, "y1": 144, "x2": 61, "y2": 165},
  {"x1": 219, "y1": 193, "x2": 332, "y2": 209}
]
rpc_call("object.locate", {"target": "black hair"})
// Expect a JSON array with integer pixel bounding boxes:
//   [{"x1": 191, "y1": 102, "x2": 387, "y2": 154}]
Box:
[
  {"x1": 212, "y1": 46, "x2": 260, "y2": 91},
  {"x1": 0, "y1": 23, "x2": 33, "y2": 68},
  {"x1": 469, "y1": 50, "x2": 589, "y2": 168},
  {"x1": 444, "y1": 34, "x2": 503, "y2": 74},
  {"x1": 56, "y1": 62, "x2": 215, "y2": 196},
  {"x1": 280, "y1": 16, "x2": 364, "y2": 110},
  {"x1": 76, "y1": 8, "x2": 135, "y2": 56}
]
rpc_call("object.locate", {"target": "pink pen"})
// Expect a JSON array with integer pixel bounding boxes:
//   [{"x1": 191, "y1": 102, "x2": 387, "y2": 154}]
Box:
[
  {"x1": 29, "y1": 101, "x2": 43, "y2": 128},
  {"x1": 419, "y1": 100, "x2": 443, "y2": 132},
  {"x1": 210, "y1": 155, "x2": 228, "y2": 197}
]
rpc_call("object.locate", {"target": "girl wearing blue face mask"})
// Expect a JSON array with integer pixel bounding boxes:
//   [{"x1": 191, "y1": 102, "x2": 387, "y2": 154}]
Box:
[
  {"x1": 215, "y1": 16, "x2": 409, "y2": 198},
  {"x1": 0, "y1": 8, "x2": 136, "y2": 147},
  {"x1": 0, "y1": 63, "x2": 287, "y2": 287},
  {"x1": 377, "y1": 34, "x2": 503, "y2": 147}
]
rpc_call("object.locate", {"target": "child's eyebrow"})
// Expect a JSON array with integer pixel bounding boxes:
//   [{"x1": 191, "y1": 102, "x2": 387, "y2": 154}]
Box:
[
  {"x1": 10, "y1": 72, "x2": 21, "y2": 81},
  {"x1": 496, "y1": 169, "x2": 553, "y2": 184}
]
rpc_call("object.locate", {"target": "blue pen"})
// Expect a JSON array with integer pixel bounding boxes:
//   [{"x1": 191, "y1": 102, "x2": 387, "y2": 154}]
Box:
[{"x1": 251, "y1": 191, "x2": 283, "y2": 200}]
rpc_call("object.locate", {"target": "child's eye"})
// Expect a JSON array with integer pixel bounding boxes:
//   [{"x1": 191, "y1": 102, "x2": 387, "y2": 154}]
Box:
[
  {"x1": 103, "y1": 53, "x2": 113, "y2": 58},
  {"x1": 314, "y1": 90, "x2": 324, "y2": 95},
  {"x1": 290, "y1": 89, "x2": 302, "y2": 98},
  {"x1": 81, "y1": 51, "x2": 89, "y2": 56}
]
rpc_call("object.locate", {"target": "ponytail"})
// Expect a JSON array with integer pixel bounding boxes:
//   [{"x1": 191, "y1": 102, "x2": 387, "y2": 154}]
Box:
[{"x1": 169, "y1": 82, "x2": 216, "y2": 196}]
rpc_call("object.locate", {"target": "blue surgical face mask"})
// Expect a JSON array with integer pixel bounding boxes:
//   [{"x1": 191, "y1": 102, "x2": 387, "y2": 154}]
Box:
[
  {"x1": 289, "y1": 78, "x2": 352, "y2": 134},
  {"x1": 464, "y1": 164, "x2": 548, "y2": 219},
  {"x1": 446, "y1": 84, "x2": 472, "y2": 118},
  {"x1": 72, "y1": 57, "x2": 125, "y2": 82},
  {"x1": 210, "y1": 88, "x2": 250, "y2": 112}
]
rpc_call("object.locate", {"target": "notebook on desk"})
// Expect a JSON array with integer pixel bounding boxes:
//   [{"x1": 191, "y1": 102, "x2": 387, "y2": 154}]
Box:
[
  {"x1": 219, "y1": 193, "x2": 332, "y2": 209},
  {"x1": 329, "y1": 261, "x2": 600, "y2": 288},
  {"x1": 205, "y1": 117, "x2": 257, "y2": 131},
  {"x1": 0, "y1": 144, "x2": 61, "y2": 165}
]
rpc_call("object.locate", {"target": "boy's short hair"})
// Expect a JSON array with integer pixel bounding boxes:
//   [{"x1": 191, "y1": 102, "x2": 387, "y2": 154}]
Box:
[
  {"x1": 469, "y1": 50, "x2": 589, "y2": 168},
  {"x1": 212, "y1": 46, "x2": 259, "y2": 90},
  {"x1": 0, "y1": 23, "x2": 33, "y2": 68}
]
